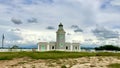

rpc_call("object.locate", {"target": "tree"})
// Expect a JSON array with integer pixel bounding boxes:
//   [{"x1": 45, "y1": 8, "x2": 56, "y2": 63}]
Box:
[
  {"x1": 11, "y1": 45, "x2": 19, "y2": 49},
  {"x1": 95, "y1": 45, "x2": 120, "y2": 51}
]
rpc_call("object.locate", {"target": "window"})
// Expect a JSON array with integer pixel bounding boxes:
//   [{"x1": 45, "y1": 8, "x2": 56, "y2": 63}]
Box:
[
  {"x1": 66, "y1": 46, "x2": 68, "y2": 50},
  {"x1": 75, "y1": 47, "x2": 77, "y2": 50},
  {"x1": 52, "y1": 46, "x2": 54, "y2": 49}
]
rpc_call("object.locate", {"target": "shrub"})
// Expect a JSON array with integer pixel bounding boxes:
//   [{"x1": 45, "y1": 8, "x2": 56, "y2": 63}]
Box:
[
  {"x1": 61, "y1": 65, "x2": 67, "y2": 68},
  {"x1": 95, "y1": 45, "x2": 120, "y2": 51}
]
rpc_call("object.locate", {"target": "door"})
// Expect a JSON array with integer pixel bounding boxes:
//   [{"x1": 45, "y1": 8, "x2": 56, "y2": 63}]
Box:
[{"x1": 41, "y1": 45, "x2": 45, "y2": 51}]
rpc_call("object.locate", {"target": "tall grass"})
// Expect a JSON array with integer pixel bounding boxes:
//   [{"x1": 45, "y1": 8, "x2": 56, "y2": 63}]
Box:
[{"x1": 0, "y1": 51, "x2": 120, "y2": 60}]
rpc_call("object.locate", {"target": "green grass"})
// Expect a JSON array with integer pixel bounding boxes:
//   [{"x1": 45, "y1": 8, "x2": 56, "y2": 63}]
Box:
[
  {"x1": 108, "y1": 63, "x2": 120, "y2": 68},
  {"x1": 0, "y1": 51, "x2": 120, "y2": 60}
]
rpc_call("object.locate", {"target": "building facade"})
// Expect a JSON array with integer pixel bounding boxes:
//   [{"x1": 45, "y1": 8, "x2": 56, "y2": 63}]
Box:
[{"x1": 38, "y1": 23, "x2": 80, "y2": 51}]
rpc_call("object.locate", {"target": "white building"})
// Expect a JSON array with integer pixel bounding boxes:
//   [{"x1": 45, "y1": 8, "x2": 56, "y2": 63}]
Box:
[{"x1": 38, "y1": 23, "x2": 80, "y2": 51}]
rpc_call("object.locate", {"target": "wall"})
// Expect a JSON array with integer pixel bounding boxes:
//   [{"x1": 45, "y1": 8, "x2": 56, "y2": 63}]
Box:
[{"x1": 0, "y1": 49, "x2": 34, "y2": 52}]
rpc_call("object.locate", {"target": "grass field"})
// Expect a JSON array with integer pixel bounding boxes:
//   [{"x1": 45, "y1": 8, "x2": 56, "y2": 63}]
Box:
[
  {"x1": 0, "y1": 51, "x2": 120, "y2": 60},
  {"x1": 108, "y1": 63, "x2": 120, "y2": 68}
]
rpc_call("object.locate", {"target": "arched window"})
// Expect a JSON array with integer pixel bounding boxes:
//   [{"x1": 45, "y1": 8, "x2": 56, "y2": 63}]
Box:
[
  {"x1": 52, "y1": 46, "x2": 54, "y2": 49},
  {"x1": 75, "y1": 47, "x2": 77, "y2": 50},
  {"x1": 66, "y1": 46, "x2": 68, "y2": 50}
]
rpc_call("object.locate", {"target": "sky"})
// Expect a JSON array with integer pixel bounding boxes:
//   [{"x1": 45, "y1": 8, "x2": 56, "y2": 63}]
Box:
[{"x1": 0, "y1": 0, "x2": 120, "y2": 48}]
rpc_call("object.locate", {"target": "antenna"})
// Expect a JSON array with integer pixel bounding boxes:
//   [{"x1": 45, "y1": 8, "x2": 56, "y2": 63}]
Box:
[
  {"x1": 2, "y1": 34, "x2": 5, "y2": 48},
  {"x1": 118, "y1": 32, "x2": 120, "y2": 46}
]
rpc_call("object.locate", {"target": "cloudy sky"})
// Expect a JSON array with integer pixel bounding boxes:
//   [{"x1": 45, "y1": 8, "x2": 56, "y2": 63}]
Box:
[{"x1": 0, "y1": 0, "x2": 120, "y2": 48}]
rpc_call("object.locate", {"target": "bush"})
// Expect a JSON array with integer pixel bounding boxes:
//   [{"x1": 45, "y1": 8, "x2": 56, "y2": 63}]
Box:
[
  {"x1": 95, "y1": 45, "x2": 120, "y2": 51},
  {"x1": 61, "y1": 65, "x2": 67, "y2": 68}
]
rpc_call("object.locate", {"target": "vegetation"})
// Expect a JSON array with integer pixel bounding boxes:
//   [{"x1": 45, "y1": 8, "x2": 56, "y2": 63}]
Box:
[
  {"x1": 61, "y1": 65, "x2": 67, "y2": 68},
  {"x1": 108, "y1": 63, "x2": 120, "y2": 68},
  {"x1": 11, "y1": 45, "x2": 20, "y2": 49},
  {"x1": 0, "y1": 51, "x2": 120, "y2": 60},
  {"x1": 95, "y1": 45, "x2": 120, "y2": 51}
]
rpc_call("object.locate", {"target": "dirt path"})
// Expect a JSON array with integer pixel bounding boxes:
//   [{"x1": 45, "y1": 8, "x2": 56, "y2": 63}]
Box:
[{"x1": 0, "y1": 56, "x2": 120, "y2": 68}]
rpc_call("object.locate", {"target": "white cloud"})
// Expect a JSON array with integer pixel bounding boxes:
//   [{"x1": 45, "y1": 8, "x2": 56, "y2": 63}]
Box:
[
  {"x1": 0, "y1": 0, "x2": 120, "y2": 47},
  {"x1": 111, "y1": 0, "x2": 120, "y2": 6}
]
